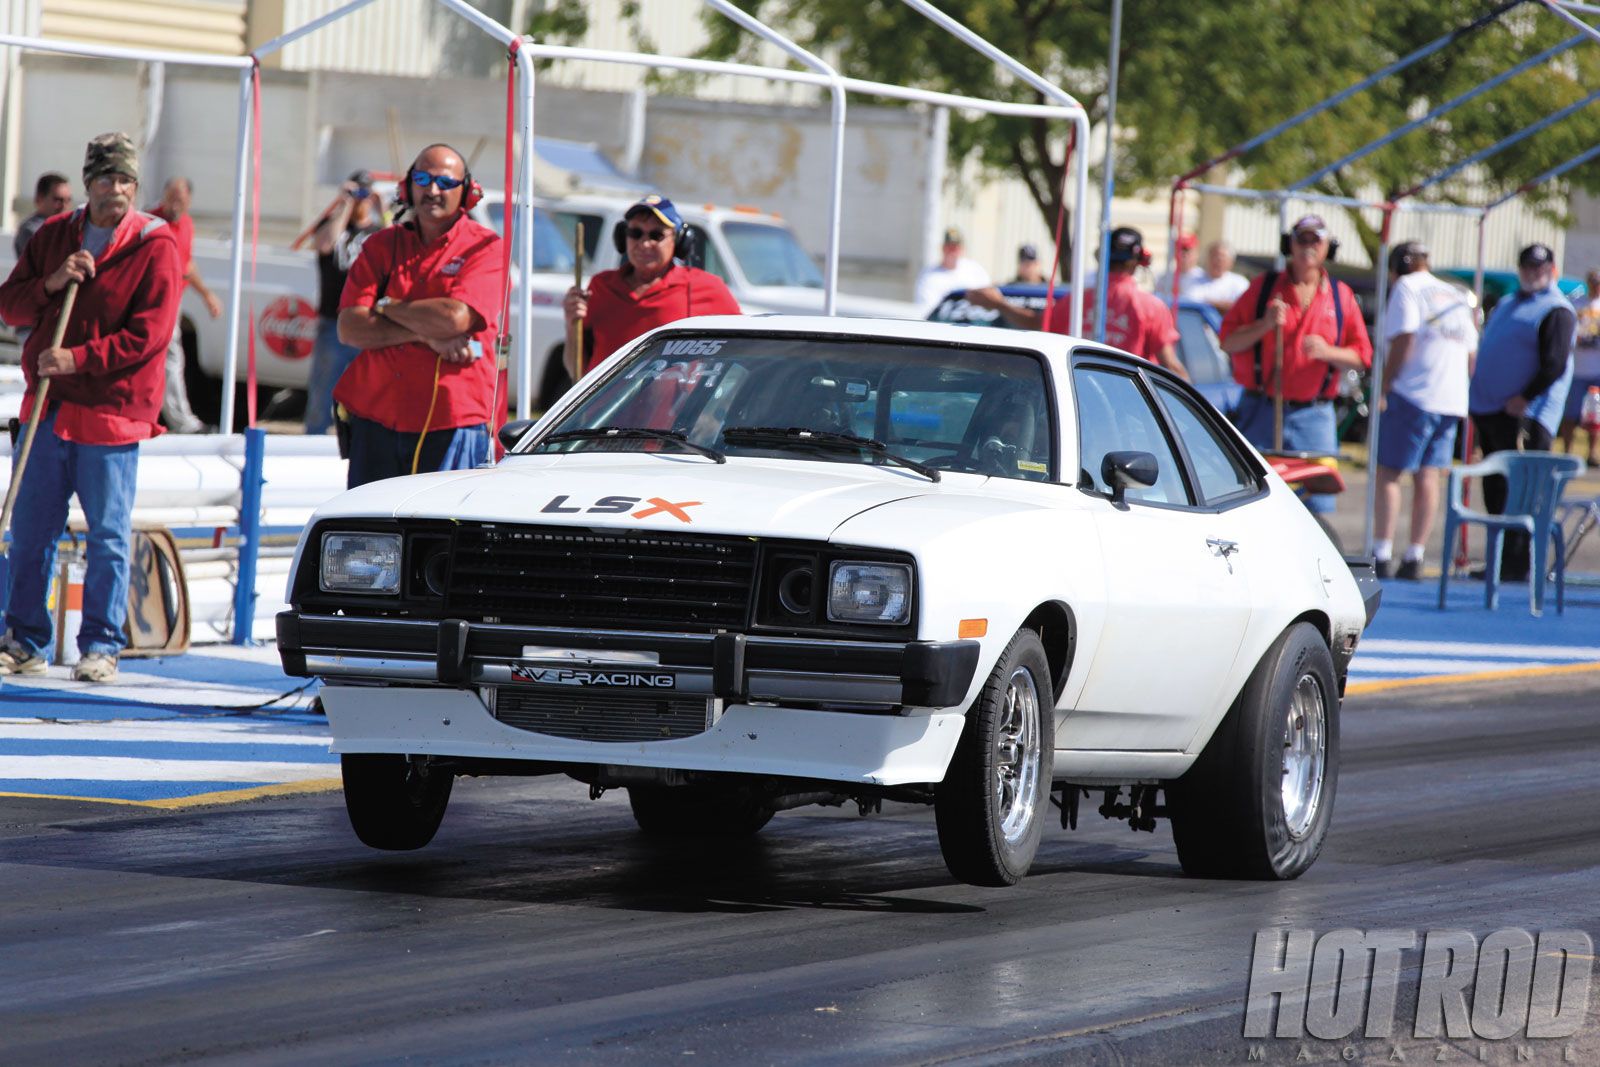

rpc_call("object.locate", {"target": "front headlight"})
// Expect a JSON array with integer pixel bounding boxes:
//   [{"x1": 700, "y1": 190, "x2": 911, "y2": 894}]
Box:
[
  {"x1": 827, "y1": 561, "x2": 912, "y2": 625},
  {"x1": 320, "y1": 532, "x2": 402, "y2": 594}
]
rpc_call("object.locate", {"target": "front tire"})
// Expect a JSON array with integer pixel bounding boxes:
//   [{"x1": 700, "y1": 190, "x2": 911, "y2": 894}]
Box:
[
  {"x1": 935, "y1": 629, "x2": 1055, "y2": 887},
  {"x1": 341, "y1": 754, "x2": 454, "y2": 850},
  {"x1": 1168, "y1": 622, "x2": 1338, "y2": 879},
  {"x1": 627, "y1": 784, "x2": 774, "y2": 837}
]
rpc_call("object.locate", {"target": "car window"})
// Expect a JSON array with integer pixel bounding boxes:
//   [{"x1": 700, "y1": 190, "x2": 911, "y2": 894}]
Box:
[
  {"x1": 721, "y1": 221, "x2": 824, "y2": 288},
  {"x1": 1072, "y1": 365, "x2": 1190, "y2": 505},
  {"x1": 1152, "y1": 380, "x2": 1258, "y2": 505},
  {"x1": 543, "y1": 210, "x2": 605, "y2": 262},
  {"x1": 483, "y1": 205, "x2": 575, "y2": 273},
  {"x1": 1175, "y1": 307, "x2": 1229, "y2": 386},
  {"x1": 686, "y1": 225, "x2": 726, "y2": 279},
  {"x1": 537, "y1": 335, "x2": 1055, "y2": 483}
]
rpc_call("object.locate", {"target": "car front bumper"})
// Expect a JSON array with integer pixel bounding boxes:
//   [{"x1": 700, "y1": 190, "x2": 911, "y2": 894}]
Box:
[{"x1": 277, "y1": 613, "x2": 983, "y2": 786}]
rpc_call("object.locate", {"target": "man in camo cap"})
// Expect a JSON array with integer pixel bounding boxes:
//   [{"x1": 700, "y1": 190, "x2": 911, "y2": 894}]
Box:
[{"x1": 0, "y1": 132, "x2": 183, "y2": 683}]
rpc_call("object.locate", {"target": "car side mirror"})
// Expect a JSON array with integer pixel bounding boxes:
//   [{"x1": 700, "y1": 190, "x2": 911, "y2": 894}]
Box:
[
  {"x1": 498, "y1": 418, "x2": 538, "y2": 453},
  {"x1": 1101, "y1": 450, "x2": 1158, "y2": 505}
]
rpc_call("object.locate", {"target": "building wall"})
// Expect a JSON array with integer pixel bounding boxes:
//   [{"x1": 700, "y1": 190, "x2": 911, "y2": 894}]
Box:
[{"x1": 40, "y1": 0, "x2": 246, "y2": 53}]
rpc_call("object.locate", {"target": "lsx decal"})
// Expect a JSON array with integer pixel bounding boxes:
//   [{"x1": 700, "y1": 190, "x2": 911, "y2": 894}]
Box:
[{"x1": 541, "y1": 495, "x2": 703, "y2": 523}]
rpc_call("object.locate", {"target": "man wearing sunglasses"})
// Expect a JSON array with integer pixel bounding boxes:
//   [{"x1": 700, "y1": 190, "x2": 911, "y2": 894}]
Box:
[
  {"x1": 562, "y1": 194, "x2": 739, "y2": 377},
  {"x1": 1219, "y1": 214, "x2": 1372, "y2": 513},
  {"x1": 334, "y1": 144, "x2": 504, "y2": 487}
]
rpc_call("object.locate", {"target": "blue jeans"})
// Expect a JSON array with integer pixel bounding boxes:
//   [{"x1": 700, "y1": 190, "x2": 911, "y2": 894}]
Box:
[
  {"x1": 1231, "y1": 393, "x2": 1340, "y2": 514},
  {"x1": 346, "y1": 415, "x2": 490, "y2": 488},
  {"x1": 4, "y1": 411, "x2": 138, "y2": 658},
  {"x1": 305, "y1": 317, "x2": 360, "y2": 436}
]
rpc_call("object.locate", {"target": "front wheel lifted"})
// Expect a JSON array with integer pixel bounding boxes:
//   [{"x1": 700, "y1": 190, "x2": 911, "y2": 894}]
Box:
[
  {"x1": 935, "y1": 628, "x2": 1055, "y2": 887},
  {"x1": 1168, "y1": 622, "x2": 1338, "y2": 880},
  {"x1": 341, "y1": 753, "x2": 454, "y2": 850}
]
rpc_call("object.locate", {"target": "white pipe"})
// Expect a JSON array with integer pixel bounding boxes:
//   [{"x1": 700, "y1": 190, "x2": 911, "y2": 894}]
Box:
[
  {"x1": 1365, "y1": 225, "x2": 1392, "y2": 558},
  {"x1": 219, "y1": 67, "x2": 252, "y2": 434},
  {"x1": 702, "y1": 0, "x2": 845, "y2": 314},
  {"x1": 524, "y1": 45, "x2": 1077, "y2": 120},
  {"x1": 1070, "y1": 111, "x2": 1090, "y2": 337},
  {"x1": 895, "y1": 0, "x2": 1084, "y2": 110},
  {"x1": 0, "y1": 33, "x2": 251, "y2": 69},
  {"x1": 433, "y1": 0, "x2": 517, "y2": 46},
  {"x1": 518, "y1": 41, "x2": 536, "y2": 420},
  {"x1": 250, "y1": 0, "x2": 383, "y2": 59},
  {"x1": 1094, "y1": 0, "x2": 1123, "y2": 344}
]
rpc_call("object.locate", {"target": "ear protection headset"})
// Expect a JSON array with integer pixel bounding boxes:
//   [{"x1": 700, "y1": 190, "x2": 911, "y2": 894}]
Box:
[
  {"x1": 613, "y1": 208, "x2": 696, "y2": 264},
  {"x1": 398, "y1": 145, "x2": 482, "y2": 212},
  {"x1": 1107, "y1": 227, "x2": 1152, "y2": 268},
  {"x1": 1280, "y1": 231, "x2": 1340, "y2": 261}
]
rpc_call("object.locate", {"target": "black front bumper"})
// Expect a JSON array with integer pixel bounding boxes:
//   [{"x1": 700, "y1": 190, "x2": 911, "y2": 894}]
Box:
[{"x1": 277, "y1": 612, "x2": 982, "y2": 710}]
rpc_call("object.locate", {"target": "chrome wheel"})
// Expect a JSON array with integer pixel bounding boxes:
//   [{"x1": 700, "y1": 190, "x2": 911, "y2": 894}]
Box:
[
  {"x1": 994, "y1": 666, "x2": 1042, "y2": 844},
  {"x1": 1281, "y1": 672, "x2": 1327, "y2": 840}
]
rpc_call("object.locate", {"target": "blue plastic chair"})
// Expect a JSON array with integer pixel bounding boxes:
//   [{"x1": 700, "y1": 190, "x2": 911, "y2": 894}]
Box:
[{"x1": 1438, "y1": 451, "x2": 1586, "y2": 615}]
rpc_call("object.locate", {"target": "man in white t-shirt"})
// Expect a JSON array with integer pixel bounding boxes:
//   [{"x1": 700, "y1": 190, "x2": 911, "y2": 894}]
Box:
[
  {"x1": 1181, "y1": 241, "x2": 1251, "y2": 312},
  {"x1": 915, "y1": 228, "x2": 991, "y2": 315},
  {"x1": 1374, "y1": 241, "x2": 1478, "y2": 580}
]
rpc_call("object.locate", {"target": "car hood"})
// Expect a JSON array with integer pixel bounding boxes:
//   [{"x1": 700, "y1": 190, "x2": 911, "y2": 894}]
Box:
[
  {"x1": 327, "y1": 454, "x2": 969, "y2": 541},
  {"x1": 739, "y1": 286, "x2": 923, "y2": 320}
]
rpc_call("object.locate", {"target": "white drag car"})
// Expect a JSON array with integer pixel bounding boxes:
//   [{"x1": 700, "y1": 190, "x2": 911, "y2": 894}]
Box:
[{"x1": 279, "y1": 316, "x2": 1380, "y2": 886}]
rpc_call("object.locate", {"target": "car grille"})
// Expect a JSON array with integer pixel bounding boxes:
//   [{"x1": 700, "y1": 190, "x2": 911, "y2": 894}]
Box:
[
  {"x1": 493, "y1": 688, "x2": 713, "y2": 743},
  {"x1": 445, "y1": 525, "x2": 756, "y2": 633}
]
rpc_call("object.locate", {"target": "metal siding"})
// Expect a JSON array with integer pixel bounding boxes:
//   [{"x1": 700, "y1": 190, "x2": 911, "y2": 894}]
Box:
[{"x1": 38, "y1": 0, "x2": 245, "y2": 54}]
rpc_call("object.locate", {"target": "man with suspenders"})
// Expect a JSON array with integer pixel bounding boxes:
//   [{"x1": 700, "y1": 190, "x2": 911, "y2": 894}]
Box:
[{"x1": 1219, "y1": 214, "x2": 1373, "y2": 514}]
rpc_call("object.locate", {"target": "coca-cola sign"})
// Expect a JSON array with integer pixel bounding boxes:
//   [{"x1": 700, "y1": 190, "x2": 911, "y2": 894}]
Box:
[{"x1": 259, "y1": 295, "x2": 319, "y2": 359}]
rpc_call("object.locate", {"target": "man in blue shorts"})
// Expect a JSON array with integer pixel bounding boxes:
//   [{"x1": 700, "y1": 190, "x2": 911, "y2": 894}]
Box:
[{"x1": 1374, "y1": 241, "x2": 1478, "y2": 579}]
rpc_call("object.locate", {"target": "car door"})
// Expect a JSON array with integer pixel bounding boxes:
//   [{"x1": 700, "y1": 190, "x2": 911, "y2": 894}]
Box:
[{"x1": 1062, "y1": 360, "x2": 1258, "y2": 752}]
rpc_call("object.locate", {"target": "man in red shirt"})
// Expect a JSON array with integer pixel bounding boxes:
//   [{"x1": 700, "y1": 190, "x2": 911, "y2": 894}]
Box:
[
  {"x1": 335, "y1": 143, "x2": 505, "y2": 488},
  {"x1": 1219, "y1": 214, "x2": 1372, "y2": 513},
  {"x1": 152, "y1": 176, "x2": 222, "y2": 433},
  {"x1": 562, "y1": 195, "x2": 740, "y2": 377},
  {"x1": 965, "y1": 226, "x2": 1187, "y2": 379},
  {"x1": 0, "y1": 132, "x2": 183, "y2": 683}
]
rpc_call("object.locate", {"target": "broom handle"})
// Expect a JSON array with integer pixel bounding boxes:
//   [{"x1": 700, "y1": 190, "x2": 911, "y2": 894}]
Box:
[
  {"x1": 0, "y1": 281, "x2": 80, "y2": 550},
  {"x1": 569, "y1": 222, "x2": 586, "y2": 377}
]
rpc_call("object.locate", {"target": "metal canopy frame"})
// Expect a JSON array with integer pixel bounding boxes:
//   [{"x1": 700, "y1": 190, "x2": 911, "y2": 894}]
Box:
[
  {"x1": 528, "y1": 0, "x2": 1095, "y2": 338},
  {"x1": 1162, "y1": 0, "x2": 1600, "y2": 556}
]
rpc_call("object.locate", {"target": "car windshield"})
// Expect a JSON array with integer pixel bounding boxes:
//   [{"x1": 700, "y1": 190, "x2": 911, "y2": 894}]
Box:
[
  {"x1": 483, "y1": 203, "x2": 576, "y2": 273},
  {"x1": 722, "y1": 222, "x2": 824, "y2": 288},
  {"x1": 527, "y1": 334, "x2": 1055, "y2": 482}
]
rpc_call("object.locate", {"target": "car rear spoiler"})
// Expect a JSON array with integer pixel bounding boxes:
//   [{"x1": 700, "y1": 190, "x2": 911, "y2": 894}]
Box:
[{"x1": 1344, "y1": 556, "x2": 1383, "y2": 626}]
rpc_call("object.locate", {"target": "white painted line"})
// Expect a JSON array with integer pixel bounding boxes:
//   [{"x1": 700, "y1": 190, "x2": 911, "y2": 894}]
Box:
[
  {"x1": 1358, "y1": 639, "x2": 1600, "y2": 660},
  {"x1": 0, "y1": 721, "x2": 331, "y2": 745},
  {"x1": 0, "y1": 756, "x2": 337, "y2": 782},
  {"x1": 1349, "y1": 656, "x2": 1575, "y2": 675}
]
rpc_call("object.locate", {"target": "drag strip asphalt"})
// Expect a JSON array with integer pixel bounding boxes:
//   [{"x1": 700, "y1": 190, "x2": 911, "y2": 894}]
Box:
[{"x1": 1, "y1": 672, "x2": 1597, "y2": 1066}]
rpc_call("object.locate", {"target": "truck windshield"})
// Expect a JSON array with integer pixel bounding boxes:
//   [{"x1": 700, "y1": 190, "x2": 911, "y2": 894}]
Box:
[
  {"x1": 528, "y1": 334, "x2": 1055, "y2": 483},
  {"x1": 483, "y1": 203, "x2": 576, "y2": 273},
  {"x1": 722, "y1": 222, "x2": 824, "y2": 288}
]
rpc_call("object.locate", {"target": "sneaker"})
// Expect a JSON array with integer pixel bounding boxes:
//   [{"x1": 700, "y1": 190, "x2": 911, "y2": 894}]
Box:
[
  {"x1": 1374, "y1": 559, "x2": 1392, "y2": 579},
  {"x1": 1395, "y1": 558, "x2": 1423, "y2": 581},
  {"x1": 72, "y1": 652, "x2": 119, "y2": 684},
  {"x1": 0, "y1": 637, "x2": 47, "y2": 676}
]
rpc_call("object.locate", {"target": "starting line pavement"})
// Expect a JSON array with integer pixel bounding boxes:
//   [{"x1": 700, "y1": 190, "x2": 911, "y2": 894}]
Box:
[{"x1": 0, "y1": 576, "x2": 1595, "y2": 806}]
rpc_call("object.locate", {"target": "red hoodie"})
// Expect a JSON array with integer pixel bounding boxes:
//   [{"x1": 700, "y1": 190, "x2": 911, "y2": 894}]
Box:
[{"x1": 0, "y1": 206, "x2": 183, "y2": 445}]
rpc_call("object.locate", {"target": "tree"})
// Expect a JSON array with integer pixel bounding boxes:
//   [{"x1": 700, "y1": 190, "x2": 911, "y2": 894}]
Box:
[{"x1": 533, "y1": 0, "x2": 1600, "y2": 270}]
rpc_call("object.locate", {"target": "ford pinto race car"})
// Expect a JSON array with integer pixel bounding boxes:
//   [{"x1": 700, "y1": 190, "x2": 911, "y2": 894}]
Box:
[{"x1": 278, "y1": 315, "x2": 1380, "y2": 887}]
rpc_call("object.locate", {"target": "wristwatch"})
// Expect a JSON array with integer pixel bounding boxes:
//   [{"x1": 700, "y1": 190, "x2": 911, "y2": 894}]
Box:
[{"x1": 373, "y1": 296, "x2": 394, "y2": 318}]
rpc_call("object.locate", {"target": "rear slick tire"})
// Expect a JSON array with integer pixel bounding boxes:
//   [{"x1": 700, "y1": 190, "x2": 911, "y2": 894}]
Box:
[
  {"x1": 934, "y1": 629, "x2": 1055, "y2": 887},
  {"x1": 1168, "y1": 622, "x2": 1338, "y2": 880},
  {"x1": 341, "y1": 753, "x2": 453, "y2": 851}
]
